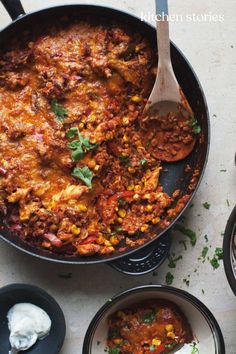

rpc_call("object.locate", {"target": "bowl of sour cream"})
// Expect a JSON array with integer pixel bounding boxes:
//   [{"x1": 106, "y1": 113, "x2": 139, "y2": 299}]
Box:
[{"x1": 0, "y1": 283, "x2": 66, "y2": 354}]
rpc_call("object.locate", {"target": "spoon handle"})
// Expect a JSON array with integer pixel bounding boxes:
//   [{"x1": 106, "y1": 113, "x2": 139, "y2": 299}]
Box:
[{"x1": 155, "y1": 0, "x2": 171, "y2": 66}]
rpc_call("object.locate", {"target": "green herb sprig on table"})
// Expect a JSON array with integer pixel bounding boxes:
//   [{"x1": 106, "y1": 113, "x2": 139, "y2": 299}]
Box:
[{"x1": 174, "y1": 224, "x2": 197, "y2": 246}]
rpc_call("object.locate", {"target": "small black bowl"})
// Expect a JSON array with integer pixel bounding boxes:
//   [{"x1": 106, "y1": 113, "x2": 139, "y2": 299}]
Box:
[
  {"x1": 223, "y1": 205, "x2": 236, "y2": 296},
  {"x1": 0, "y1": 283, "x2": 66, "y2": 354}
]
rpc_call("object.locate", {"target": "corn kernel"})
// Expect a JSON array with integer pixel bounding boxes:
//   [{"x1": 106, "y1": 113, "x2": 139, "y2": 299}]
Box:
[
  {"x1": 90, "y1": 137, "x2": 97, "y2": 144},
  {"x1": 167, "y1": 332, "x2": 176, "y2": 339},
  {"x1": 152, "y1": 338, "x2": 162, "y2": 346},
  {"x1": 79, "y1": 122, "x2": 84, "y2": 129},
  {"x1": 97, "y1": 234, "x2": 105, "y2": 245},
  {"x1": 78, "y1": 203, "x2": 88, "y2": 212},
  {"x1": 140, "y1": 224, "x2": 149, "y2": 232},
  {"x1": 106, "y1": 132, "x2": 113, "y2": 140},
  {"x1": 113, "y1": 338, "x2": 123, "y2": 345},
  {"x1": 110, "y1": 235, "x2": 119, "y2": 246},
  {"x1": 165, "y1": 324, "x2": 174, "y2": 332},
  {"x1": 87, "y1": 159, "x2": 96, "y2": 169},
  {"x1": 118, "y1": 209, "x2": 126, "y2": 218},
  {"x1": 152, "y1": 217, "x2": 160, "y2": 224},
  {"x1": 122, "y1": 117, "x2": 129, "y2": 126},
  {"x1": 146, "y1": 204, "x2": 153, "y2": 212},
  {"x1": 133, "y1": 193, "x2": 140, "y2": 201},
  {"x1": 71, "y1": 225, "x2": 81, "y2": 235},
  {"x1": 19, "y1": 212, "x2": 29, "y2": 222},
  {"x1": 104, "y1": 240, "x2": 112, "y2": 246},
  {"x1": 131, "y1": 95, "x2": 142, "y2": 103},
  {"x1": 117, "y1": 217, "x2": 123, "y2": 223},
  {"x1": 127, "y1": 184, "x2": 135, "y2": 191},
  {"x1": 128, "y1": 166, "x2": 135, "y2": 174},
  {"x1": 122, "y1": 135, "x2": 128, "y2": 142},
  {"x1": 94, "y1": 165, "x2": 100, "y2": 172}
]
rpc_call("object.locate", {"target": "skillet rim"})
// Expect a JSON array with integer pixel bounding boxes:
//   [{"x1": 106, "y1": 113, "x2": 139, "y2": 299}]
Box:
[{"x1": 0, "y1": 4, "x2": 210, "y2": 264}]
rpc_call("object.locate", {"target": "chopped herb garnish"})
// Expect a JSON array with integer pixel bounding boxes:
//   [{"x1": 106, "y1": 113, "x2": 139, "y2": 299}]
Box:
[
  {"x1": 203, "y1": 202, "x2": 211, "y2": 209},
  {"x1": 226, "y1": 199, "x2": 230, "y2": 207},
  {"x1": 183, "y1": 278, "x2": 190, "y2": 286},
  {"x1": 51, "y1": 100, "x2": 68, "y2": 122},
  {"x1": 187, "y1": 115, "x2": 201, "y2": 135},
  {"x1": 215, "y1": 247, "x2": 223, "y2": 260},
  {"x1": 201, "y1": 246, "x2": 209, "y2": 259},
  {"x1": 191, "y1": 342, "x2": 200, "y2": 353},
  {"x1": 142, "y1": 312, "x2": 156, "y2": 324},
  {"x1": 202, "y1": 289, "x2": 205, "y2": 294},
  {"x1": 97, "y1": 340, "x2": 101, "y2": 346},
  {"x1": 210, "y1": 256, "x2": 220, "y2": 270},
  {"x1": 118, "y1": 198, "x2": 124, "y2": 205},
  {"x1": 119, "y1": 155, "x2": 130, "y2": 164},
  {"x1": 179, "y1": 240, "x2": 187, "y2": 250},
  {"x1": 220, "y1": 169, "x2": 227, "y2": 172},
  {"x1": 168, "y1": 255, "x2": 182, "y2": 268},
  {"x1": 166, "y1": 272, "x2": 174, "y2": 285},
  {"x1": 108, "y1": 328, "x2": 120, "y2": 339},
  {"x1": 149, "y1": 344, "x2": 155, "y2": 351},
  {"x1": 204, "y1": 234, "x2": 209, "y2": 242},
  {"x1": 66, "y1": 127, "x2": 79, "y2": 138},
  {"x1": 109, "y1": 348, "x2": 121, "y2": 354},
  {"x1": 72, "y1": 166, "x2": 93, "y2": 188},
  {"x1": 174, "y1": 224, "x2": 196, "y2": 246},
  {"x1": 66, "y1": 127, "x2": 98, "y2": 161},
  {"x1": 139, "y1": 158, "x2": 147, "y2": 166},
  {"x1": 145, "y1": 141, "x2": 151, "y2": 149}
]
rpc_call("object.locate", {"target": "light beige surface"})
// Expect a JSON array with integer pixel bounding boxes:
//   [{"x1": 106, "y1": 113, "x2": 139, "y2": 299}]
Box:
[{"x1": 0, "y1": 0, "x2": 236, "y2": 353}]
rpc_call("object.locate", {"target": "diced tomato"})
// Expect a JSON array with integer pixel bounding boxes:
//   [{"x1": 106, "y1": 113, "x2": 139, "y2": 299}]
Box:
[
  {"x1": 0, "y1": 167, "x2": 7, "y2": 176},
  {"x1": 108, "y1": 191, "x2": 134, "y2": 203},
  {"x1": 81, "y1": 236, "x2": 98, "y2": 245},
  {"x1": 145, "y1": 344, "x2": 166, "y2": 354}
]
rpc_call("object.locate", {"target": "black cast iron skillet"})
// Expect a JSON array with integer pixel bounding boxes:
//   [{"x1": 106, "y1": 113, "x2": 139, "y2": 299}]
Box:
[{"x1": 0, "y1": 0, "x2": 210, "y2": 275}]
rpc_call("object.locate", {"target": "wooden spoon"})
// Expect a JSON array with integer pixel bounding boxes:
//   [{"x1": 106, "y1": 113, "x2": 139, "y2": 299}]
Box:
[{"x1": 141, "y1": 0, "x2": 199, "y2": 162}]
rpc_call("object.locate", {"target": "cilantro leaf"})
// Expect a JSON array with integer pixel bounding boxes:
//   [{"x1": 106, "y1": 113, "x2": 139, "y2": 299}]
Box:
[
  {"x1": 72, "y1": 166, "x2": 93, "y2": 188},
  {"x1": 215, "y1": 247, "x2": 223, "y2": 260},
  {"x1": 139, "y1": 158, "x2": 147, "y2": 166},
  {"x1": 210, "y1": 256, "x2": 220, "y2": 270},
  {"x1": 166, "y1": 272, "x2": 174, "y2": 285},
  {"x1": 187, "y1": 115, "x2": 201, "y2": 135},
  {"x1": 142, "y1": 312, "x2": 156, "y2": 324},
  {"x1": 203, "y1": 202, "x2": 211, "y2": 209},
  {"x1": 174, "y1": 224, "x2": 197, "y2": 246},
  {"x1": 66, "y1": 127, "x2": 79, "y2": 138},
  {"x1": 51, "y1": 100, "x2": 68, "y2": 122},
  {"x1": 119, "y1": 155, "x2": 130, "y2": 164}
]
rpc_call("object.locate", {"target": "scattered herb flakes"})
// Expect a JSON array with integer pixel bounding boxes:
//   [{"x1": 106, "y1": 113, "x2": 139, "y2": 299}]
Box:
[
  {"x1": 119, "y1": 155, "x2": 130, "y2": 164},
  {"x1": 142, "y1": 312, "x2": 156, "y2": 324},
  {"x1": 203, "y1": 201, "x2": 211, "y2": 209},
  {"x1": 168, "y1": 255, "x2": 182, "y2": 268},
  {"x1": 118, "y1": 198, "x2": 124, "y2": 205},
  {"x1": 72, "y1": 166, "x2": 93, "y2": 188},
  {"x1": 179, "y1": 240, "x2": 187, "y2": 250},
  {"x1": 191, "y1": 342, "x2": 200, "y2": 353},
  {"x1": 149, "y1": 344, "x2": 155, "y2": 352},
  {"x1": 187, "y1": 115, "x2": 201, "y2": 135},
  {"x1": 51, "y1": 99, "x2": 68, "y2": 122},
  {"x1": 183, "y1": 278, "x2": 190, "y2": 287},
  {"x1": 210, "y1": 256, "x2": 220, "y2": 270},
  {"x1": 139, "y1": 158, "x2": 147, "y2": 166},
  {"x1": 174, "y1": 224, "x2": 196, "y2": 246},
  {"x1": 166, "y1": 272, "x2": 174, "y2": 285},
  {"x1": 108, "y1": 348, "x2": 121, "y2": 354},
  {"x1": 190, "y1": 203, "x2": 194, "y2": 208},
  {"x1": 66, "y1": 127, "x2": 79, "y2": 138},
  {"x1": 215, "y1": 247, "x2": 223, "y2": 260},
  {"x1": 226, "y1": 199, "x2": 230, "y2": 207},
  {"x1": 201, "y1": 246, "x2": 209, "y2": 260},
  {"x1": 145, "y1": 141, "x2": 151, "y2": 150},
  {"x1": 97, "y1": 340, "x2": 101, "y2": 346},
  {"x1": 202, "y1": 289, "x2": 205, "y2": 294},
  {"x1": 220, "y1": 169, "x2": 227, "y2": 172},
  {"x1": 204, "y1": 234, "x2": 209, "y2": 242},
  {"x1": 212, "y1": 114, "x2": 217, "y2": 118},
  {"x1": 66, "y1": 127, "x2": 98, "y2": 161}
]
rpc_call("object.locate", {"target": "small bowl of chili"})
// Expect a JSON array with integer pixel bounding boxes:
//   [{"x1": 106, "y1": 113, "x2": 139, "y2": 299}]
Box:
[{"x1": 83, "y1": 285, "x2": 225, "y2": 354}]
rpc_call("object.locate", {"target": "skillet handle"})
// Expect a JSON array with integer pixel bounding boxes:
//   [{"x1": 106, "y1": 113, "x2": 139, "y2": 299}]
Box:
[
  {"x1": 1, "y1": 0, "x2": 25, "y2": 20},
  {"x1": 108, "y1": 231, "x2": 171, "y2": 276}
]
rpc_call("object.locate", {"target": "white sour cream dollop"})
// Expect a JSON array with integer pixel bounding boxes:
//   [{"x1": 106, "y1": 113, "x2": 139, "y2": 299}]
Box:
[{"x1": 7, "y1": 303, "x2": 51, "y2": 351}]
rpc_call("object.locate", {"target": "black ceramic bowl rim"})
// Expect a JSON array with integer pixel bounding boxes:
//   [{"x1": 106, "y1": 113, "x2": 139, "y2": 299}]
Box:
[
  {"x1": 223, "y1": 205, "x2": 236, "y2": 296},
  {"x1": 0, "y1": 283, "x2": 66, "y2": 354},
  {"x1": 0, "y1": 3, "x2": 210, "y2": 265},
  {"x1": 82, "y1": 285, "x2": 225, "y2": 354}
]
